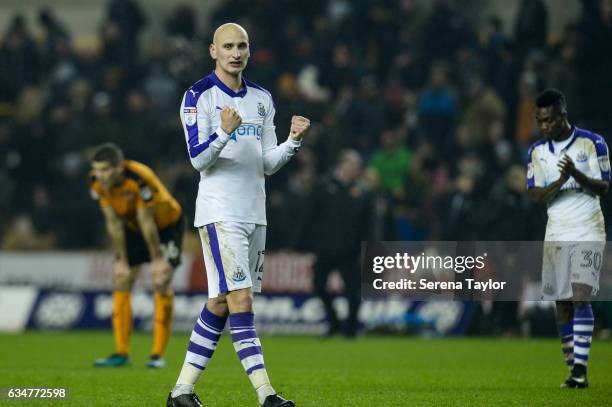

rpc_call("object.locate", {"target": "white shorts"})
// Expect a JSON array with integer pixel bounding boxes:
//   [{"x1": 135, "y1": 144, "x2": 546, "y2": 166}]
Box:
[
  {"x1": 199, "y1": 222, "x2": 266, "y2": 298},
  {"x1": 541, "y1": 241, "x2": 605, "y2": 300}
]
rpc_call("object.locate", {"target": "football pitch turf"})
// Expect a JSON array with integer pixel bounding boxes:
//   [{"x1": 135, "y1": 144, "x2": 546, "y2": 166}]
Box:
[{"x1": 1, "y1": 332, "x2": 611, "y2": 406}]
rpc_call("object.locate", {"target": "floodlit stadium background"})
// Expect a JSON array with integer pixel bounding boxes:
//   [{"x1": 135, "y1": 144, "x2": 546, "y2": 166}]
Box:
[{"x1": 1, "y1": 0, "x2": 612, "y2": 337}]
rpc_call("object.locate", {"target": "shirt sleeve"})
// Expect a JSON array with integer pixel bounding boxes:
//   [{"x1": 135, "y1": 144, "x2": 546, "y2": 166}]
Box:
[
  {"x1": 527, "y1": 146, "x2": 546, "y2": 189},
  {"x1": 588, "y1": 135, "x2": 611, "y2": 182},
  {"x1": 89, "y1": 180, "x2": 111, "y2": 207},
  {"x1": 261, "y1": 96, "x2": 300, "y2": 176},
  {"x1": 180, "y1": 90, "x2": 232, "y2": 172}
]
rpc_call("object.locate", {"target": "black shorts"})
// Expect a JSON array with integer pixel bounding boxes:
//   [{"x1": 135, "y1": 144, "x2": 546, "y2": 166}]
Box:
[{"x1": 125, "y1": 216, "x2": 185, "y2": 268}]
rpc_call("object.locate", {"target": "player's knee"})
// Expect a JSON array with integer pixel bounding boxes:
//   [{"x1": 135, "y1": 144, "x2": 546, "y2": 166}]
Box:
[
  {"x1": 572, "y1": 284, "x2": 592, "y2": 303},
  {"x1": 152, "y1": 269, "x2": 172, "y2": 292},
  {"x1": 207, "y1": 296, "x2": 229, "y2": 316},
  {"x1": 113, "y1": 277, "x2": 133, "y2": 291},
  {"x1": 555, "y1": 301, "x2": 573, "y2": 322},
  {"x1": 112, "y1": 271, "x2": 132, "y2": 291},
  {"x1": 226, "y1": 288, "x2": 253, "y2": 312},
  {"x1": 152, "y1": 280, "x2": 171, "y2": 293}
]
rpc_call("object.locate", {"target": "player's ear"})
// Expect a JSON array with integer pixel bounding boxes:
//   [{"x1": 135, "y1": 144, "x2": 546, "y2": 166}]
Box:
[{"x1": 209, "y1": 44, "x2": 217, "y2": 60}]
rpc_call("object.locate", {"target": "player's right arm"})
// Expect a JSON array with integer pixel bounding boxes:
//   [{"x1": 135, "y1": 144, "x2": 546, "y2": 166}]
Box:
[
  {"x1": 101, "y1": 205, "x2": 129, "y2": 264},
  {"x1": 180, "y1": 90, "x2": 241, "y2": 172},
  {"x1": 528, "y1": 177, "x2": 568, "y2": 205},
  {"x1": 526, "y1": 145, "x2": 568, "y2": 205}
]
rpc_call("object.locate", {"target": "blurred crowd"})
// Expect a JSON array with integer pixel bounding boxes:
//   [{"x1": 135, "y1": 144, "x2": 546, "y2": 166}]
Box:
[{"x1": 2, "y1": 0, "x2": 612, "y2": 250}]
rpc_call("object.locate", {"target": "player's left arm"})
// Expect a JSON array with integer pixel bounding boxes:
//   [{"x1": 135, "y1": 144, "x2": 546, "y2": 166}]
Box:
[
  {"x1": 261, "y1": 99, "x2": 310, "y2": 175},
  {"x1": 559, "y1": 139, "x2": 610, "y2": 197},
  {"x1": 136, "y1": 206, "x2": 163, "y2": 259},
  {"x1": 136, "y1": 205, "x2": 173, "y2": 280}
]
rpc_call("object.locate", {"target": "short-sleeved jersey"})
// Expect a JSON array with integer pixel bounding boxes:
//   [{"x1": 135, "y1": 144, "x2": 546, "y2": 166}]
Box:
[
  {"x1": 90, "y1": 160, "x2": 182, "y2": 232},
  {"x1": 180, "y1": 71, "x2": 299, "y2": 227},
  {"x1": 527, "y1": 127, "x2": 610, "y2": 241}
]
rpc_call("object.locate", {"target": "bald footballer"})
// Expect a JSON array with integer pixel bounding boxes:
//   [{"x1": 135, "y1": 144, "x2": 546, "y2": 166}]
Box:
[{"x1": 167, "y1": 23, "x2": 309, "y2": 407}]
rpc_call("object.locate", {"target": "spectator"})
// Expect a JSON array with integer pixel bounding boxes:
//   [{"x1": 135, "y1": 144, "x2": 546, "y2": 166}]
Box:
[
  {"x1": 417, "y1": 61, "x2": 457, "y2": 151},
  {"x1": 305, "y1": 150, "x2": 373, "y2": 337},
  {"x1": 0, "y1": 15, "x2": 40, "y2": 103},
  {"x1": 462, "y1": 74, "x2": 506, "y2": 148},
  {"x1": 514, "y1": 0, "x2": 548, "y2": 56},
  {"x1": 38, "y1": 7, "x2": 71, "y2": 70},
  {"x1": 369, "y1": 129, "x2": 412, "y2": 198},
  {"x1": 166, "y1": 4, "x2": 197, "y2": 40}
]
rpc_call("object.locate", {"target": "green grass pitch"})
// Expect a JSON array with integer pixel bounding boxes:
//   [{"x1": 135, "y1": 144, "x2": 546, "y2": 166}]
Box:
[{"x1": 1, "y1": 332, "x2": 611, "y2": 406}]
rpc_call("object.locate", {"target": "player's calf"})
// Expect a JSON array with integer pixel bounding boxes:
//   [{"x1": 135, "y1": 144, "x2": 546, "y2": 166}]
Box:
[
  {"x1": 151, "y1": 290, "x2": 174, "y2": 364},
  {"x1": 169, "y1": 305, "x2": 228, "y2": 401},
  {"x1": 229, "y1": 311, "x2": 275, "y2": 404}
]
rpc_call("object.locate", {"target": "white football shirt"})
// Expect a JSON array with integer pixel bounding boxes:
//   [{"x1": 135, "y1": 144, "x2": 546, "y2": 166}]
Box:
[
  {"x1": 527, "y1": 127, "x2": 610, "y2": 241},
  {"x1": 180, "y1": 72, "x2": 300, "y2": 226}
]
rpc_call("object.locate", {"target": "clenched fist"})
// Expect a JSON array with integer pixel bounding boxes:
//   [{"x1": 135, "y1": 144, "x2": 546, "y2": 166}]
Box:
[
  {"x1": 220, "y1": 106, "x2": 242, "y2": 135},
  {"x1": 289, "y1": 115, "x2": 310, "y2": 141}
]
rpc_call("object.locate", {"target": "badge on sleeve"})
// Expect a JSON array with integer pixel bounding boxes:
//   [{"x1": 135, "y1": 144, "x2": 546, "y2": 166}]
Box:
[
  {"x1": 183, "y1": 107, "x2": 197, "y2": 126},
  {"x1": 599, "y1": 156, "x2": 610, "y2": 173},
  {"x1": 140, "y1": 185, "x2": 153, "y2": 201}
]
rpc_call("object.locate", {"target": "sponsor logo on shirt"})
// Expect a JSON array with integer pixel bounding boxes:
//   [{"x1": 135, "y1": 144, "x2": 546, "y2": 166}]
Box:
[{"x1": 229, "y1": 123, "x2": 263, "y2": 141}]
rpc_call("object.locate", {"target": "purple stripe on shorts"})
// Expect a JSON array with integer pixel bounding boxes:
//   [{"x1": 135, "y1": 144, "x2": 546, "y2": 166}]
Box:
[{"x1": 206, "y1": 223, "x2": 228, "y2": 294}]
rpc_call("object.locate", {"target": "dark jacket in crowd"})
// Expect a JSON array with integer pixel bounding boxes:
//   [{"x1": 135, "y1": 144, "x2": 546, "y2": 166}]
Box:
[{"x1": 304, "y1": 175, "x2": 373, "y2": 256}]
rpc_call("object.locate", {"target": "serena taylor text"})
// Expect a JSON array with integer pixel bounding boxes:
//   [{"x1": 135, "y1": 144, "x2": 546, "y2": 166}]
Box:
[{"x1": 372, "y1": 279, "x2": 507, "y2": 292}]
